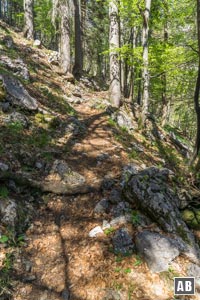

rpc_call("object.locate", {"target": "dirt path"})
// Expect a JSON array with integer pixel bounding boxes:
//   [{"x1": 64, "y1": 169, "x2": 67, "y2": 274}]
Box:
[
  {"x1": 13, "y1": 100, "x2": 130, "y2": 300},
  {"x1": 13, "y1": 98, "x2": 199, "y2": 300}
]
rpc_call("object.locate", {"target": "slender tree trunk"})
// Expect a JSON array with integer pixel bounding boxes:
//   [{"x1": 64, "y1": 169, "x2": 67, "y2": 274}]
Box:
[
  {"x1": 23, "y1": 0, "x2": 34, "y2": 40},
  {"x1": 109, "y1": 0, "x2": 121, "y2": 108},
  {"x1": 190, "y1": 0, "x2": 200, "y2": 165},
  {"x1": 129, "y1": 27, "x2": 136, "y2": 101},
  {"x1": 81, "y1": 0, "x2": 86, "y2": 71},
  {"x1": 141, "y1": 0, "x2": 151, "y2": 125},
  {"x1": 73, "y1": 0, "x2": 83, "y2": 78},
  {"x1": 60, "y1": 1, "x2": 71, "y2": 74},
  {"x1": 161, "y1": 4, "x2": 169, "y2": 127}
]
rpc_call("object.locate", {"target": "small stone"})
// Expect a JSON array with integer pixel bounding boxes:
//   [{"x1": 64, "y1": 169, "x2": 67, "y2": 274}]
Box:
[
  {"x1": 89, "y1": 226, "x2": 103, "y2": 237},
  {"x1": 72, "y1": 91, "x2": 82, "y2": 98},
  {"x1": 23, "y1": 260, "x2": 32, "y2": 272},
  {"x1": 33, "y1": 39, "x2": 41, "y2": 47},
  {"x1": 0, "y1": 162, "x2": 9, "y2": 171},
  {"x1": 35, "y1": 162, "x2": 43, "y2": 169},
  {"x1": 110, "y1": 214, "x2": 131, "y2": 227},
  {"x1": 61, "y1": 289, "x2": 70, "y2": 300},
  {"x1": 23, "y1": 275, "x2": 36, "y2": 282},
  {"x1": 112, "y1": 228, "x2": 135, "y2": 256},
  {"x1": 94, "y1": 199, "x2": 110, "y2": 214}
]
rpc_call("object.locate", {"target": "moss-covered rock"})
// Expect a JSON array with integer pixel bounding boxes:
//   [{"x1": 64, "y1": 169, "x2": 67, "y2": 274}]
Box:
[
  {"x1": 182, "y1": 209, "x2": 200, "y2": 229},
  {"x1": 35, "y1": 113, "x2": 61, "y2": 129},
  {"x1": 182, "y1": 209, "x2": 195, "y2": 222}
]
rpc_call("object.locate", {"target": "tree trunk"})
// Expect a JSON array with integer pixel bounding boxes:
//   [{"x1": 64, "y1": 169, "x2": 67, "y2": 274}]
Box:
[
  {"x1": 161, "y1": 5, "x2": 169, "y2": 127},
  {"x1": 81, "y1": 0, "x2": 86, "y2": 69},
  {"x1": 109, "y1": 0, "x2": 121, "y2": 108},
  {"x1": 141, "y1": 0, "x2": 151, "y2": 125},
  {"x1": 23, "y1": 0, "x2": 34, "y2": 40},
  {"x1": 73, "y1": 0, "x2": 83, "y2": 78},
  {"x1": 60, "y1": 1, "x2": 71, "y2": 74},
  {"x1": 190, "y1": 0, "x2": 200, "y2": 165}
]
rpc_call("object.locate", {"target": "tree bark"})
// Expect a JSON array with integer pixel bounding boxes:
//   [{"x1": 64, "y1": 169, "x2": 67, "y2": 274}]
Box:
[
  {"x1": 190, "y1": 0, "x2": 200, "y2": 165},
  {"x1": 73, "y1": 0, "x2": 83, "y2": 79},
  {"x1": 161, "y1": 3, "x2": 169, "y2": 127},
  {"x1": 109, "y1": 0, "x2": 121, "y2": 108},
  {"x1": 141, "y1": 0, "x2": 151, "y2": 125},
  {"x1": 60, "y1": 1, "x2": 71, "y2": 74},
  {"x1": 23, "y1": 0, "x2": 34, "y2": 40}
]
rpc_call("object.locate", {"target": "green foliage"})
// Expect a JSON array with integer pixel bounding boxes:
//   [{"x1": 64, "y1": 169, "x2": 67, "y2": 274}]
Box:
[
  {"x1": 0, "y1": 235, "x2": 9, "y2": 243},
  {"x1": 133, "y1": 255, "x2": 143, "y2": 267},
  {"x1": 131, "y1": 210, "x2": 140, "y2": 225},
  {"x1": 27, "y1": 129, "x2": 50, "y2": 148},
  {"x1": 124, "y1": 267, "x2": 131, "y2": 274},
  {"x1": 104, "y1": 227, "x2": 115, "y2": 235},
  {"x1": 128, "y1": 149, "x2": 138, "y2": 160},
  {"x1": 34, "y1": 0, "x2": 56, "y2": 48},
  {"x1": 0, "y1": 186, "x2": 9, "y2": 198},
  {"x1": 7, "y1": 121, "x2": 24, "y2": 133},
  {"x1": 0, "y1": 252, "x2": 14, "y2": 298}
]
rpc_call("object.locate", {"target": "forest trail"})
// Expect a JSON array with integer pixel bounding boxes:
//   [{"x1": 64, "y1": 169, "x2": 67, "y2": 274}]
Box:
[
  {"x1": 12, "y1": 99, "x2": 189, "y2": 300},
  {"x1": 0, "y1": 22, "x2": 199, "y2": 300},
  {"x1": 13, "y1": 99, "x2": 133, "y2": 300}
]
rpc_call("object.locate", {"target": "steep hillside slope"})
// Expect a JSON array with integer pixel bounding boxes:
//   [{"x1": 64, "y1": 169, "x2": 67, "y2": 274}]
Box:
[{"x1": 0, "y1": 21, "x2": 199, "y2": 300}]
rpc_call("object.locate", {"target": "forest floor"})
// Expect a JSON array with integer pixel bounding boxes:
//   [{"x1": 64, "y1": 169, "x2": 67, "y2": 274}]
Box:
[{"x1": 0, "y1": 21, "x2": 199, "y2": 300}]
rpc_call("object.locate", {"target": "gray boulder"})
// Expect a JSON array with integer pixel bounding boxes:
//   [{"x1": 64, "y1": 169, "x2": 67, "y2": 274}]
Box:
[
  {"x1": 41, "y1": 160, "x2": 87, "y2": 194},
  {"x1": 121, "y1": 163, "x2": 140, "y2": 188},
  {"x1": 111, "y1": 108, "x2": 135, "y2": 131},
  {"x1": 187, "y1": 263, "x2": 200, "y2": 288},
  {"x1": 135, "y1": 231, "x2": 185, "y2": 273},
  {"x1": 112, "y1": 228, "x2": 135, "y2": 256},
  {"x1": 0, "y1": 198, "x2": 17, "y2": 227},
  {"x1": 0, "y1": 55, "x2": 30, "y2": 80},
  {"x1": 123, "y1": 167, "x2": 200, "y2": 264},
  {"x1": 0, "y1": 74, "x2": 38, "y2": 111}
]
